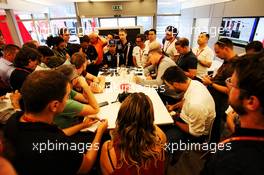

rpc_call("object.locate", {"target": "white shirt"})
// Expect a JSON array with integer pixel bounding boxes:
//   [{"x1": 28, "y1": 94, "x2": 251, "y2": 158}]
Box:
[
  {"x1": 192, "y1": 45, "x2": 214, "y2": 79},
  {"x1": 132, "y1": 46, "x2": 149, "y2": 67},
  {"x1": 0, "y1": 57, "x2": 15, "y2": 86},
  {"x1": 180, "y1": 80, "x2": 216, "y2": 137},
  {"x1": 144, "y1": 40, "x2": 161, "y2": 50},
  {"x1": 163, "y1": 39, "x2": 179, "y2": 60},
  {"x1": 35, "y1": 63, "x2": 50, "y2": 71}
]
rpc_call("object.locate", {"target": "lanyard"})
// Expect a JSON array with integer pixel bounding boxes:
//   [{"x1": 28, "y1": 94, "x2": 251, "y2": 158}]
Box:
[
  {"x1": 157, "y1": 55, "x2": 164, "y2": 71},
  {"x1": 164, "y1": 38, "x2": 175, "y2": 53},
  {"x1": 220, "y1": 136, "x2": 264, "y2": 144},
  {"x1": 139, "y1": 48, "x2": 146, "y2": 62},
  {"x1": 195, "y1": 48, "x2": 204, "y2": 57},
  {"x1": 22, "y1": 115, "x2": 42, "y2": 123},
  {"x1": 15, "y1": 67, "x2": 31, "y2": 74}
]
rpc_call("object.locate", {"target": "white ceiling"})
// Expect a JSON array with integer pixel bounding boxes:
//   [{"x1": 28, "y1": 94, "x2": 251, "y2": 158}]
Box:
[{"x1": 0, "y1": 0, "x2": 232, "y2": 13}]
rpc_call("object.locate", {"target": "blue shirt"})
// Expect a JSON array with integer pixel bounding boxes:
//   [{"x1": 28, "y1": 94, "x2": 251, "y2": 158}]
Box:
[{"x1": 0, "y1": 57, "x2": 15, "y2": 86}]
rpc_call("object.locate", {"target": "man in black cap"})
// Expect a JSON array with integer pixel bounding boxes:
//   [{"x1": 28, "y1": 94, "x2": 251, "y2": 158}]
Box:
[{"x1": 103, "y1": 39, "x2": 124, "y2": 68}]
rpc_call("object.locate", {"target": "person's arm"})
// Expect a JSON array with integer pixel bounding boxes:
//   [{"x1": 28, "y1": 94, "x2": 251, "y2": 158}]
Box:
[
  {"x1": 133, "y1": 56, "x2": 138, "y2": 67},
  {"x1": 98, "y1": 36, "x2": 108, "y2": 47},
  {"x1": 185, "y1": 69, "x2": 197, "y2": 79},
  {"x1": 90, "y1": 77, "x2": 105, "y2": 93},
  {"x1": 143, "y1": 64, "x2": 155, "y2": 76},
  {"x1": 85, "y1": 72, "x2": 99, "y2": 83},
  {"x1": 100, "y1": 140, "x2": 115, "y2": 175},
  {"x1": 226, "y1": 110, "x2": 238, "y2": 133},
  {"x1": 73, "y1": 76, "x2": 100, "y2": 114},
  {"x1": 154, "y1": 125, "x2": 167, "y2": 144},
  {"x1": 166, "y1": 100, "x2": 184, "y2": 111},
  {"x1": 10, "y1": 90, "x2": 22, "y2": 111},
  {"x1": 202, "y1": 76, "x2": 229, "y2": 94},
  {"x1": 138, "y1": 63, "x2": 168, "y2": 86},
  {"x1": 77, "y1": 120, "x2": 108, "y2": 174},
  {"x1": 62, "y1": 118, "x2": 98, "y2": 136},
  {"x1": 175, "y1": 121, "x2": 189, "y2": 133},
  {"x1": 211, "y1": 83, "x2": 229, "y2": 94},
  {"x1": 198, "y1": 59, "x2": 212, "y2": 68},
  {"x1": 198, "y1": 50, "x2": 214, "y2": 68}
]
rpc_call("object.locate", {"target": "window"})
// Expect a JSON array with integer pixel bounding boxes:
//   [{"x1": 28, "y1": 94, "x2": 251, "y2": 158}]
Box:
[
  {"x1": 157, "y1": 0, "x2": 180, "y2": 14},
  {"x1": 33, "y1": 14, "x2": 46, "y2": 20},
  {"x1": 137, "y1": 16, "x2": 153, "y2": 31},
  {"x1": 49, "y1": 3, "x2": 76, "y2": 18},
  {"x1": 81, "y1": 18, "x2": 99, "y2": 35},
  {"x1": 99, "y1": 18, "x2": 118, "y2": 27},
  {"x1": 118, "y1": 18, "x2": 136, "y2": 27},
  {"x1": 156, "y1": 0, "x2": 181, "y2": 43},
  {"x1": 156, "y1": 16, "x2": 179, "y2": 42},
  {"x1": 17, "y1": 14, "x2": 31, "y2": 20},
  {"x1": 99, "y1": 17, "x2": 136, "y2": 28},
  {"x1": 50, "y1": 19, "x2": 78, "y2": 43}
]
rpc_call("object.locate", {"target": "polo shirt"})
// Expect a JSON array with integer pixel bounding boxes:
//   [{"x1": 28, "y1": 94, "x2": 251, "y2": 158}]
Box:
[
  {"x1": 192, "y1": 46, "x2": 214, "y2": 79},
  {"x1": 132, "y1": 46, "x2": 148, "y2": 67},
  {"x1": 4, "y1": 112, "x2": 83, "y2": 175},
  {"x1": 180, "y1": 80, "x2": 216, "y2": 136},
  {"x1": 176, "y1": 50, "x2": 198, "y2": 72},
  {"x1": 163, "y1": 39, "x2": 179, "y2": 60}
]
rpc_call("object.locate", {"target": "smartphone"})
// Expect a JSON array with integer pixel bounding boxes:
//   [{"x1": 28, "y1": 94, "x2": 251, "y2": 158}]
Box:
[
  {"x1": 105, "y1": 82, "x2": 111, "y2": 88},
  {"x1": 99, "y1": 101, "x2": 109, "y2": 107},
  {"x1": 135, "y1": 72, "x2": 143, "y2": 76}
]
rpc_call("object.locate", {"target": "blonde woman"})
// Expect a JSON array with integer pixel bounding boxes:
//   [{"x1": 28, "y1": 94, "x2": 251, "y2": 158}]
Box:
[{"x1": 100, "y1": 92, "x2": 167, "y2": 175}]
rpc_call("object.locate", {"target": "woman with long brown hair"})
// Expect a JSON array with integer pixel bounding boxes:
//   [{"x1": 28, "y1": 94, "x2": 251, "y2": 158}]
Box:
[{"x1": 100, "y1": 92, "x2": 166, "y2": 175}]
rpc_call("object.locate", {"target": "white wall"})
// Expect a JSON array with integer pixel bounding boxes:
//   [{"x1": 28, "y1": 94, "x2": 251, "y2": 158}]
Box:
[
  {"x1": 0, "y1": 0, "x2": 49, "y2": 13},
  {"x1": 77, "y1": 0, "x2": 156, "y2": 17},
  {"x1": 179, "y1": 0, "x2": 264, "y2": 55}
]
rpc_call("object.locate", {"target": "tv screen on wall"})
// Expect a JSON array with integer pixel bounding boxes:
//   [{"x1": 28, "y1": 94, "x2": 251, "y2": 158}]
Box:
[
  {"x1": 253, "y1": 17, "x2": 264, "y2": 45},
  {"x1": 219, "y1": 17, "x2": 258, "y2": 46}
]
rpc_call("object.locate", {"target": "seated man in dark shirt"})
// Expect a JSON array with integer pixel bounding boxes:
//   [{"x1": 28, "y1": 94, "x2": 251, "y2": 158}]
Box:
[
  {"x1": 4, "y1": 70, "x2": 108, "y2": 175},
  {"x1": 103, "y1": 39, "x2": 124, "y2": 68},
  {"x1": 10, "y1": 47, "x2": 41, "y2": 91},
  {"x1": 202, "y1": 52, "x2": 264, "y2": 175},
  {"x1": 175, "y1": 38, "x2": 198, "y2": 79}
]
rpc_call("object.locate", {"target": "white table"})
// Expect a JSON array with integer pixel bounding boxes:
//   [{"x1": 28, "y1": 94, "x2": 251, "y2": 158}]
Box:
[{"x1": 94, "y1": 73, "x2": 173, "y2": 129}]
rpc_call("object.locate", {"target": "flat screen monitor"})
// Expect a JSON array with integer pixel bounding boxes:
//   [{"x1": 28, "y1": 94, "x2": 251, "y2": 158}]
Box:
[
  {"x1": 253, "y1": 17, "x2": 264, "y2": 44},
  {"x1": 219, "y1": 17, "x2": 258, "y2": 46}
]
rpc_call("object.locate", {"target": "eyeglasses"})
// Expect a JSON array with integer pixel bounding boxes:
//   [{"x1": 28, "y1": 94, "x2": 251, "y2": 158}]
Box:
[{"x1": 225, "y1": 77, "x2": 236, "y2": 89}]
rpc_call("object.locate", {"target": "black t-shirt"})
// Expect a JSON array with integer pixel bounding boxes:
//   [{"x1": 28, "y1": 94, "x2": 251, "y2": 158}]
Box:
[
  {"x1": 202, "y1": 127, "x2": 264, "y2": 175},
  {"x1": 10, "y1": 67, "x2": 33, "y2": 91},
  {"x1": 117, "y1": 41, "x2": 134, "y2": 67},
  {"x1": 103, "y1": 51, "x2": 125, "y2": 68},
  {"x1": 85, "y1": 45, "x2": 98, "y2": 61},
  {"x1": 4, "y1": 112, "x2": 83, "y2": 175},
  {"x1": 176, "y1": 50, "x2": 198, "y2": 72}
]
